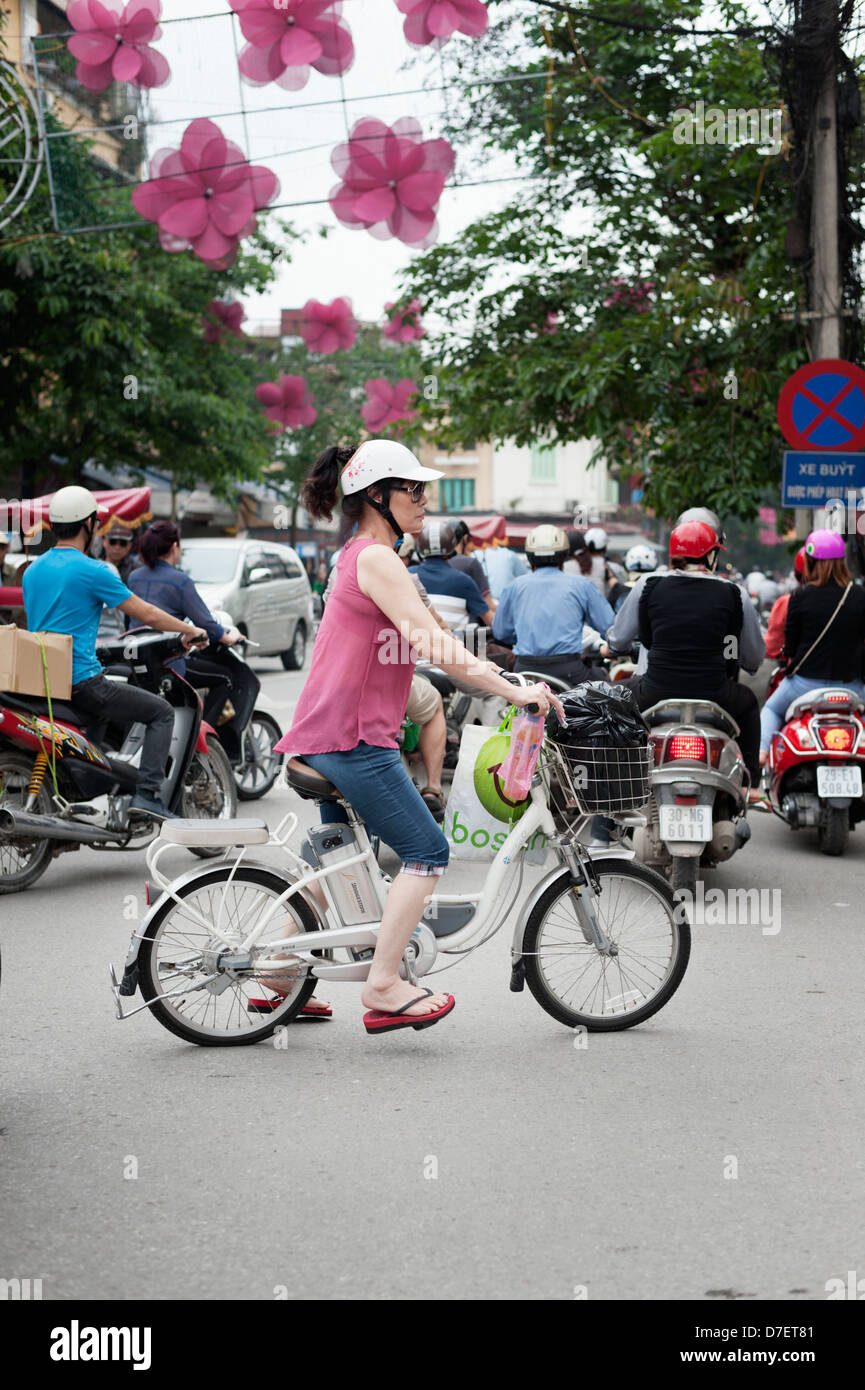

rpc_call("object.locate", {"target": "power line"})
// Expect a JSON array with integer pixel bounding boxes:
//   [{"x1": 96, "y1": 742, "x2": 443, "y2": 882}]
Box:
[{"x1": 42, "y1": 68, "x2": 555, "y2": 140}]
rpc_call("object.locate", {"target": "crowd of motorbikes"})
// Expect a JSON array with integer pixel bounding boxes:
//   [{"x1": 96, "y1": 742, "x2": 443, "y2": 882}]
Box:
[
  {"x1": 401, "y1": 597, "x2": 865, "y2": 899},
  {"x1": 2, "y1": 559, "x2": 865, "y2": 899}
]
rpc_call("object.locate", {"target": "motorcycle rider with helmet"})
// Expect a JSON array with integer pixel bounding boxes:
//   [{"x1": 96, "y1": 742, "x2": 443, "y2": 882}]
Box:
[
  {"x1": 410, "y1": 521, "x2": 495, "y2": 633},
  {"x1": 449, "y1": 519, "x2": 494, "y2": 608},
  {"x1": 765, "y1": 548, "x2": 807, "y2": 661},
  {"x1": 759, "y1": 528, "x2": 865, "y2": 762},
  {"x1": 624, "y1": 544, "x2": 660, "y2": 582},
  {"x1": 492, "y1": 524, "x2": 615, "y2": 685},
  {"x1": 625, "y1": 519, "x2": 765, "y2": 799},
  {"x1": 21, "y1": 486, "x2": 208, "y2": 823}
]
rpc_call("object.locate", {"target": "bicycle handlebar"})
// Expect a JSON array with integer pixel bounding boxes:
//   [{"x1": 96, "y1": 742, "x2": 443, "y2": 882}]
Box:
[{"x1": 500, "y1": 670, "x2": 541, "y2": 715}]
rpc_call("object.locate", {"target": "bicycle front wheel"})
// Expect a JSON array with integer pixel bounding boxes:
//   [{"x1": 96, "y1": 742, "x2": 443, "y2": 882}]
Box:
[
  {"x1": 137, "y1": 866, "x2": 319, "y2": 1046},
  {"x1": 522, "y1": 861, "x2": 690, "y2": 1031}
]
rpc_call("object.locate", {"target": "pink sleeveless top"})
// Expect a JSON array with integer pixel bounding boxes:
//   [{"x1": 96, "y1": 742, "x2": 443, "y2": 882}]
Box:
[{"x1": 275, "y1": 537, "x2": 414, "y2": 754}]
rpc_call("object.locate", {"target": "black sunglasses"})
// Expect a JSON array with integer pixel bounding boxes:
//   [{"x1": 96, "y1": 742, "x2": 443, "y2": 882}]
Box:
[
  {"x1": 106, "y1": 537, "x2": 132, "y2": 545},
  {"x1": 389, "y1": 482, "x2": 428, "y2": 503}
]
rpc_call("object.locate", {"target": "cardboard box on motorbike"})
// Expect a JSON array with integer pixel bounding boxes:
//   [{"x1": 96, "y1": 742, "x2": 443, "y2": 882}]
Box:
[{"x1": 0, "y1": 624, "x2": 72, "y2": 699}]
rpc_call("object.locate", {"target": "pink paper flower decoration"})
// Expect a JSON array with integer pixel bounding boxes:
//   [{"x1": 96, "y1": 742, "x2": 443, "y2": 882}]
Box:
[
  {"x1": 132, "y1": 119, "x2": 280, "y2": 270},
  {"x1": 396, "y1": 0, "x2": 488, "y2": 49},
  {"x1": 229, "y1": 0, "x2": 354, "y2": 92},
  {"x1": 256, "y1": 375, "x2": 317, "y2": 432},
  {"x1": 66, "y1": 0, "x2": 170, "y2": 92},
  {"x1": 330, "y1": 117, "x2": 454, "y2": 249},
  {"x1": 602, "y1": 278, "x2": 654, "y2": 313},
  {"x1": 382, "y1": 298, "x2": 425, "y2": 343},
  {"x1": 300, "y1": 297, "x2": 357, "y2": 354},
  {"x1": 361, "y1": 378, "x2": 419, "y2": 433},
  {"x1": 202, "y1": 299, "x2": 246, "y2": 343}
]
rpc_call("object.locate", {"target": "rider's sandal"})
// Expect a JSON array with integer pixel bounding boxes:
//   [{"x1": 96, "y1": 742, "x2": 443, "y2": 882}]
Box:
[
  {"x1": 363, "y1": 987, "x2": 455, "y2": 1036},
  {"x1": 420, "y1": 790, "x2": 446, "y2": 822}
]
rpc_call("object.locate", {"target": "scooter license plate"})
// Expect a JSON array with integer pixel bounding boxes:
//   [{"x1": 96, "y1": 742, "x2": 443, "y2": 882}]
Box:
[
  {"x1": 816, "y1": 765, "x2": 862, "y2": 798},
  {"x1": 659, "y1": 804, "x2": 712, "y2": 842}
]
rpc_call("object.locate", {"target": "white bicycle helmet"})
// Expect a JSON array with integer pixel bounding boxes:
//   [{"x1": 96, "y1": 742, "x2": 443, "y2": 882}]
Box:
[
  {"x1": 525, "y1": 524, "x2": 569, "y2": 558},
  {"x1": 48, "y1": 485, "x2": 107, "y2": 525},
  {"x1": 625, "y1": 543, "x2": 658, "y2": 572},
  {"x1": 584, "y1": 526, "x2": 608, "y2": 552},
  {"x1": 340, "y1": 439, "x2": 443, "y2": 496}
]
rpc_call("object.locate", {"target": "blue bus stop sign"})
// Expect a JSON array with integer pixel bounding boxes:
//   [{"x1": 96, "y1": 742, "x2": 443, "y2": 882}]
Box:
[{"x1": 781, "y1": 451, "x2": 865, "y2": 507}]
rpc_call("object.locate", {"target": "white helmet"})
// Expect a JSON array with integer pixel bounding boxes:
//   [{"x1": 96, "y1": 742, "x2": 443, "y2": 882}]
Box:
[
  {"x1": 48, "y1": 485, "x2": 106, "y2": 525},
  {"x1": 525, "y1": 524, "x2": 569, "y2": 558},
  {"x1": 584, "y1": 526, "x2": 608, "y2": 552},
  {"x1": 340, "y1": 439, "x2": 443, "y2": 496},
  {"x1": 625, "y1": 543, "x2": 658, "y2": 573}
]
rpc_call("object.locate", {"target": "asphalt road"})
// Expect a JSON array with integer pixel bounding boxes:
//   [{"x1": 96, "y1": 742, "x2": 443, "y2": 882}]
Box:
[{"x1": 1, "y1": 657, "x2": 863, "y2": 1302}]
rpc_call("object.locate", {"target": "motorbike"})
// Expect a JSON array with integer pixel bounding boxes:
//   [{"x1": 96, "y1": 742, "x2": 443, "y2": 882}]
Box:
[
  {"x1": 0, "y1": 629, "x2": 237, "y2": 894},
  {"x1": 764, "y1": 679, "x2": 865, "y2": 856},
  {"x1": 184, "y1": 618, "x2": 284, "y2": 801},
  {"x1": 633, "y1": 698, "x2": 751, "y2": 893}
]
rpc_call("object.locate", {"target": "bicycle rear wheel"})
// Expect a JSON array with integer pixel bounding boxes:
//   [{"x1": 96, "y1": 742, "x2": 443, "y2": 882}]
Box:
[
  {"x1": 522, "y1": 860, "x2": 690, "y2": 1031},
  {"x1": 137, "y1": 865, "x2": 319, "y2": 1046}
]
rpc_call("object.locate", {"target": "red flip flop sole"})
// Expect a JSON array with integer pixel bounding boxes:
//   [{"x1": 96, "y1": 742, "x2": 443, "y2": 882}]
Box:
[
  {"x1": 363, "y1": 995, "x2": 455, "y2": 1035},
  {"x1": 247, "y1": 998, "x2": 332, "y2": 1019}
]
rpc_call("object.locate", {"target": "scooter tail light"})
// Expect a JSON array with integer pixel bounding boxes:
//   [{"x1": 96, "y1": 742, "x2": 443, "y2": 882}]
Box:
[
  {"x1": 819, "y1": 725, "x2": 855, "y2": 752},
  {"x1": 790, "y1": 721, "x2": 814, "y2": 749},
  {"x1": 665, "y1": 734, "x2": 707, "y2": 762}
]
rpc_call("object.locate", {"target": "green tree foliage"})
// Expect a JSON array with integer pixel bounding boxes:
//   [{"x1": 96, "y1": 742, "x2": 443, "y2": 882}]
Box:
[
  {"x1": 0, "y1": 65, "x2": 292, "y2": 499},
  {"x1": 402, "y1": 0, "x2": 861, "y2": 518}
]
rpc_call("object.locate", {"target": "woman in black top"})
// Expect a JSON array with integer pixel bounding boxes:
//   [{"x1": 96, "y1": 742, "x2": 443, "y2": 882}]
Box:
[{"x1": 759, "y1": 530, "x2": 865, "y2": 757}]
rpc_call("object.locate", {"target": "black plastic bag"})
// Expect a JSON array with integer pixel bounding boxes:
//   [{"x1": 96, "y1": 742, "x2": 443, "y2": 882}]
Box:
[
  {"x1": 545, "y1": 683, "x2": 650, "y2": 811},
  {"x1": 546, "y1": 681, "x2": 649, "y2": 749}
]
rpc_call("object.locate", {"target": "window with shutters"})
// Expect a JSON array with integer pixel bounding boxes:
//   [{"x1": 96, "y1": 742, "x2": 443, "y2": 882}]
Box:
[
  {"x1": 529, "y1": 442, "x2": 557, "y2": 482},
  {"x1": 439, "y1": 478, "x2": 476, "y2": 511}
]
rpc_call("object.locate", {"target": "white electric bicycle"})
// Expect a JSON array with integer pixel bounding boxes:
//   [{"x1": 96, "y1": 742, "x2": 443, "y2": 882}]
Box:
[{"x1": 110, "y1": 690, "x2": 691, "y2": 1046}]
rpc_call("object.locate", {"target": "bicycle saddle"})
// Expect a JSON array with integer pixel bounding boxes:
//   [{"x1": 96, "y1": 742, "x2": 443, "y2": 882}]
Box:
[{"x1": 286, "y1": 757, "x2": 340, "y2": 801}]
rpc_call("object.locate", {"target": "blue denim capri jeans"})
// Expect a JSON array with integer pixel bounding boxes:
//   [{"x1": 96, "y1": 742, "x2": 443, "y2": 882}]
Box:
[{"x1": 302, "y1": 743, "x2": 450, "y2": 877}]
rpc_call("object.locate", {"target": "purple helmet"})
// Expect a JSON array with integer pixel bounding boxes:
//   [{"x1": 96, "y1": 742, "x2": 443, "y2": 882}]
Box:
[{"x1": 805, "y1": 528, "x2": 846, "y2": 560}]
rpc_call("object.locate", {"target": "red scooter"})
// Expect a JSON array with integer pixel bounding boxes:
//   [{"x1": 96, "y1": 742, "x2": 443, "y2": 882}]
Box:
[{"x1": 764, "y1": 673, "x2": 865, "y2": 856}]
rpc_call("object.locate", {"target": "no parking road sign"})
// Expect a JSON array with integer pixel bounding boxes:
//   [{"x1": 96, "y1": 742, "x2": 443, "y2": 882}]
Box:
[{"x1": 777, "y1": 358, "x2": 865, "y2": 452}]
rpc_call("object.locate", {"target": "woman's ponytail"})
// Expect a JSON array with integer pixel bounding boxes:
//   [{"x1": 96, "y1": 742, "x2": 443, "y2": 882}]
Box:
[{"x1": 301, "y1": 445, "x2": 356, "y2": 521}]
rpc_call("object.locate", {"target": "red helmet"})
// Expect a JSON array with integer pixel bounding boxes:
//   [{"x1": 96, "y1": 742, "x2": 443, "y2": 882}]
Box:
[
  {"x1": 669, "y1": 519, "x2": 725, "y2": 560},
  {"x1": 794, "y1": 547, "x2": 807, "y2": 576}
]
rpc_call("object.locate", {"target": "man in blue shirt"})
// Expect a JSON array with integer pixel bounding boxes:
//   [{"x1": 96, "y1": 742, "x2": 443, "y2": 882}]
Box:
[
  {"x1": 478, "y1": 540, "x2": 530, "y2": 600},
  {"x1": 410, "y1": 522, "x2": 495, "y2": 631},
  {"x1": 493, "y1": 524, "x2": 615, "y2": 685},
  {"x1": 23, "y1": 486, "x2": 207, "y2": 822}
]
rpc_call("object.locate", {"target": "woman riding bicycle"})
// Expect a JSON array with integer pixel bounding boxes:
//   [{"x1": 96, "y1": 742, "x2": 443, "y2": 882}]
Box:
[{"x1": 274, "y1": 438, "x2": 561, "y2": 1034}]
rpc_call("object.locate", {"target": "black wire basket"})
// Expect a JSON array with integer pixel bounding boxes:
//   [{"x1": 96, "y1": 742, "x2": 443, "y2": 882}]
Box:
[{"x1": 542, "y1": 741, "x2": 652, "y2": 816}]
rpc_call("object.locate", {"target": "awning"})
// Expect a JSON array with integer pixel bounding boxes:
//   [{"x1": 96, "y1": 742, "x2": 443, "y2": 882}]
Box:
[
  {"x1": 426, "y1": 513, "x2": 512, "y2": 543},
  {"x1": 9, "y1": 487, "x2": 153, "y2": 540}
]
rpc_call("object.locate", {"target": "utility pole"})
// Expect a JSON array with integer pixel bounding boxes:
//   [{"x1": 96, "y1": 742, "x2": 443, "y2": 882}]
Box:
[{"x1": 810, "y1": 0, "x2": 842, "y2": 362}]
